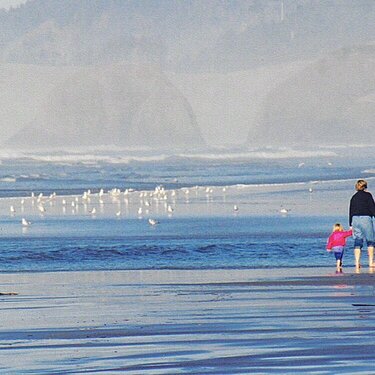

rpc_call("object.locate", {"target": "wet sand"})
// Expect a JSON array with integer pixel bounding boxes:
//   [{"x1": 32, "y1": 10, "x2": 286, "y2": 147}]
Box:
[
  {"x1": 1, "y1": 268, "x2": 374, "y2": 374},
  {"x1": 0, "y1": 175, "x2": 361, "y2": 222}
]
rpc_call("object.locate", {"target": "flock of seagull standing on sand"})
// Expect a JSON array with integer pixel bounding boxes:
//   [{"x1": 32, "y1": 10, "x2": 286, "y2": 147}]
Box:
[{"x1": 7, "y1": 183, "x2": 305, "y2": 229}]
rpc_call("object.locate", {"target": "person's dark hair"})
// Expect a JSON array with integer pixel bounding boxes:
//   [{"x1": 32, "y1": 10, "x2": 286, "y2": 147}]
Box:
[{"x1": 355, "y1": 179, "x2": 367, "y2": 191}]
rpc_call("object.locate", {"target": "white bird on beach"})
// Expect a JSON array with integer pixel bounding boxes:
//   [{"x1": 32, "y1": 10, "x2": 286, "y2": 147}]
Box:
[
  {"x1": 138, "y1": 207, "x2": 143, "y2": 216},
  {"x1": 116, "y1": 211, "x2": 121, "y2": 217},
  {"x1": 20, "y1": 199, "x2": 25, "y2": 205},
  {"x1": 233, "y1": 205, "x2": 239, "y2": 212},
  {"x1": 38, "y1": 205, "x2": 46, "y2": 213},
  {"x1": 10, "y1": 205, "x2": 15, "y2": 214},
  {"x1": 90, "y1": 207, "x2": 96, "y2": 215},
  {"x1": 308, "y1": 187, "x2": 313, "y2": 193},
  {"x1": 167, "y1": 205, "x2": 174, "y2": 213},
  {"x1": 21, "y1": 218, "x2": 31, "y2": 227},
  {"x1": 148, "y1": 218, "x2": 159, "y2": 226},
  {"x1": 280, "y1": 207, "x2": 291, "y2": 214}
]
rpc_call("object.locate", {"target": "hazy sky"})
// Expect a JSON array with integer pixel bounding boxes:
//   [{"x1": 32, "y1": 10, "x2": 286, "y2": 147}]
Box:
[{"x1": 0, "y1": 0, "x2": 27, "y2": 9}]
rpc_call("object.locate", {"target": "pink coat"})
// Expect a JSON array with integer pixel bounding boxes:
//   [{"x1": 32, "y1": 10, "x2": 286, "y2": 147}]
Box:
[{"x1": 326, "y1": 230, "x2": 352, "y2": 250}]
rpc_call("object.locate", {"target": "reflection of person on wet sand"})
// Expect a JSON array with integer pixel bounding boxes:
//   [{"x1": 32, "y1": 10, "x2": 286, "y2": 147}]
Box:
[
  {"x1": 349, "y1": 179, "x2": 375, "y2": 269},
  {"x1": 326, "y1": 223, "x2": 352, "y2": 271}
]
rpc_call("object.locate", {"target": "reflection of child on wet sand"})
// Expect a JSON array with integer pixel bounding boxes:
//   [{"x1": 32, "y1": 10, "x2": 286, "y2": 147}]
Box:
[{"x1": 327, "y1": 223, "x2": 352, "y2": 270}]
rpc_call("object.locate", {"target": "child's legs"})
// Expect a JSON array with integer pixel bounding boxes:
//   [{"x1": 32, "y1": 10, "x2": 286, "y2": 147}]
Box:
[
  {"x1": 336, "y1": 259, "x2": 341, "y2": 269},
  {"x1": 333, "y1": 247, "x2": 344, "y2": 268}
]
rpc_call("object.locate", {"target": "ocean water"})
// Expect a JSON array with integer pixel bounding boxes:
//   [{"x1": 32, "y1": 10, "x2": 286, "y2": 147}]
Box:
[{"x1": 0, "y1": 146, "x2": 373, "y2": 272}]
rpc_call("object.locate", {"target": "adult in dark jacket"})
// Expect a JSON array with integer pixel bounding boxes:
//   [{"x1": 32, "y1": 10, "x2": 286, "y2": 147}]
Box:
[{"x1": 349, "y1": 179, "x2": 375, "y2": 268}]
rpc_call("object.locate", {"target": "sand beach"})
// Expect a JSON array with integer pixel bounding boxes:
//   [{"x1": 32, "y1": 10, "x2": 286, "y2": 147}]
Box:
[{"x1": 0, "y1": 268, "x2": 374, "y2": 374}]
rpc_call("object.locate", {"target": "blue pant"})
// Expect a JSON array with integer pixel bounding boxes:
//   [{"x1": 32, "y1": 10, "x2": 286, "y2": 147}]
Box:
[
  {"x1": 352, "y1": 216, "x2": 375, "y2": 249},
  {"x1": 332, "y1": 246, "x2": 344, "y2": 261}
]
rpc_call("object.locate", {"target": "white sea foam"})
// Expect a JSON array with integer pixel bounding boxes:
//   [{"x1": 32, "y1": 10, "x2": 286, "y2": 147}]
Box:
[
  {"x1": 0, "y1": 177, "x2": 16, "y2": 182},
  {"x1": 177, "y1": 150, "x2": 337, "y2": 160},
  {"x1": 0, "y1": 147, "x2": 338, "y2": 165},
  {"x1": 0, "y1": 151, "x2": 170, "y2": 165}
]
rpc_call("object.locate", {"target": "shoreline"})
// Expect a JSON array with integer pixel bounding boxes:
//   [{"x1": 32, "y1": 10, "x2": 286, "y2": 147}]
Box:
[{"x1": 0, "y1": 265, "x2": 373, "y2": 277}]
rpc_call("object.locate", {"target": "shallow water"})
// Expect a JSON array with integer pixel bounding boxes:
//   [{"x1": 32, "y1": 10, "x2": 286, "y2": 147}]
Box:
[
  {"x1": 0, "y1": 215, "x2": 354, "y2": 272},
  {"x1": 0, "y1": 147, "x2": 373, "y2": 272}
]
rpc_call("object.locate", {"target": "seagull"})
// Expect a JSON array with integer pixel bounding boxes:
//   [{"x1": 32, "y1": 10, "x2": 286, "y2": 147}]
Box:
[
  {"x1": 233, "y1": 205, "x2": 239, "y2": 212},
  {"x1": 90, "y1": 208, "x2": 96, "y2": 215},
  {"x1": 10, "y1": 205, "x2": 15, "y2": 214},
  {"x1": 148, "y1": 218, "x2": 159, "y2": 226},
  {"x1": 137, "y1": 207, "x2": 143, "y2": 215},
  {"x1": 62, "y1": 199, "x2": 67, "y2": 205},
  {"x1": 20, "y1": 199, "x2": 25, "y2": 205},
  {"x1": 167, "y1": 205, "x2": 174, "y2": 213},
  {"x1": 308, "y1": 187, "x2": 313, "y2": 193},
  {"x1": 21, "y1": 218, "x2": 31, "y2": 227},
  {"x1": 116, "y1": 211, "x2": 121, "y2": 217},
  {"x1": 280, "y1": 208, "x2": 290, "y2": 214},
  {"x1": 298, "y1": 162, "x2": 305, "y2": 168},
  {"x1": 38, "y1": 205, "x2": 46, "y2": 213}
]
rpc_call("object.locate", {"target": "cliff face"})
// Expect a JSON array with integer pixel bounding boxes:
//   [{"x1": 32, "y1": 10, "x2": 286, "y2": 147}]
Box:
[
  {"x1": 249, "y1": 46, "x2": 375, "y2": 145},
  {"x1": 1, "y1": 1, "x2": 375, "y2": 149},
  {"x1": 5, "y1": 64, "x2": 205, "y2": 150}
]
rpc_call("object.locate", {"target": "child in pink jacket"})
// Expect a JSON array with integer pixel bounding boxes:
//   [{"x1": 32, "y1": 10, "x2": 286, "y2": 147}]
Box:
[{"x1": 327, "y1": 223, "x2": 353, "y2": 270}]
